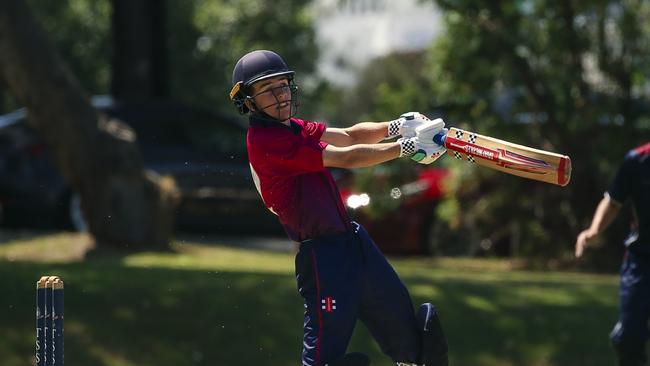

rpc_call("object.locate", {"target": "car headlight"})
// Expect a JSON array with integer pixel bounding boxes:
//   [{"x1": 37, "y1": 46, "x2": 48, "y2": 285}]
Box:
[{"x1": 346, "y1": 193, "x2": 370, "y2": 209}]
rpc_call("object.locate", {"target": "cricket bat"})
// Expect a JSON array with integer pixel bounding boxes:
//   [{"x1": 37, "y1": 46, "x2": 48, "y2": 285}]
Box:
[{"x1": 433, "y1": 127, "x2": 571, "y2": 186}]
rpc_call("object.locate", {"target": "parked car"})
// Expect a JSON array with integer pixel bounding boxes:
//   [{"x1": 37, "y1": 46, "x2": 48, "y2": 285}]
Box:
[
  {"x1": 0, "y1": 96, "x2": 284, "y2": 235},
  {"x1": 337, "y1": 167, "x2": 449, "y2": 255}
]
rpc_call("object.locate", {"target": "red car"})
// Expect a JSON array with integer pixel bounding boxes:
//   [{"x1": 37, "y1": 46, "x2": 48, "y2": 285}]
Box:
[{"x1": 337, "y1": 167, "x2": 449, "y2": 255}]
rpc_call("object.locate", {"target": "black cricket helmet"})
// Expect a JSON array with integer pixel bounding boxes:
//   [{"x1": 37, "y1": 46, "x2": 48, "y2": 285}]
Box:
[{"x1": 229, "y1": 50, "x2": 299, "y2": 116}]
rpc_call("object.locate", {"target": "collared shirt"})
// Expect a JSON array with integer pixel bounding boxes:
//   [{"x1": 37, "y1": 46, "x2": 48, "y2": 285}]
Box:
[
  {"x1": 246, "y1": 115, "x2": 350, "y2": 242},
  {"x1": 608, "y1": 142, "x2": 650, "y2": 253}
]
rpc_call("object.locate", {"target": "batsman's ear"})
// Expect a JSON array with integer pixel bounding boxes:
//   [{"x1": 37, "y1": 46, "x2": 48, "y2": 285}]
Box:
[{"x1": 244, "y1": 99, "x2": 256, "y2": 112}]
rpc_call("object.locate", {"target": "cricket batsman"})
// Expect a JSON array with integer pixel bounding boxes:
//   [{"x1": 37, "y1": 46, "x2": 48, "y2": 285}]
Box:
[{"x1": 229, "y1": 50, "x2": 448, "y2": 366}]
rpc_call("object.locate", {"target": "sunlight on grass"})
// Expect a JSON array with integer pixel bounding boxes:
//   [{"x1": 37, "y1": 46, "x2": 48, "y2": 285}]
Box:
[
  {"x1": 464, "y1": 294, "x2": 499, "y2": 313},
  {"x1": 473, "y1": 353, "x2": 515, "y2": 366},
  {"x1": 393, "y1": 257, "x2": 618, "y2": 287},
  {"x1": 515, "y1": 286, "x2": 583, "y2": 306},
  {"x1": 408, "y1": 283, "x2": 441, "y2": 299},
  {"x1": 87, "y1": 345, "x2": 140, "y2": 366},
  {"x1": 122, "y1": 242, "x2": 295, "y2": 274},
  {"x1": 0, "y1": 231, "x2": 94, "y2": 262},
  {"x1": 430, "y1": 257, "x2": 527, "y2": 271},
  {"x1": 519, "y1": 343, "x2": 557, "y2": 366},
  {"x1": 0, "y1": 230, "x2": 623, "y2": 366}
]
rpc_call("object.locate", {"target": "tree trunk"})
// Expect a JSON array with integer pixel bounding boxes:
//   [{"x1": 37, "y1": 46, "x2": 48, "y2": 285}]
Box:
[
  {"x1": 0, "y1": 0, "x2": 178, "y2": 249},
  {"x1": 111, "y1": 0, "x2": 168, "y2": 100}
]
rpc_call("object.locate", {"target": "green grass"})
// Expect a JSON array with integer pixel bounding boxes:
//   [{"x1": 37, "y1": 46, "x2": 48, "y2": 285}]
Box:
[{"x1": 0, "y1": 232, "x2": 621, "y2": 366}]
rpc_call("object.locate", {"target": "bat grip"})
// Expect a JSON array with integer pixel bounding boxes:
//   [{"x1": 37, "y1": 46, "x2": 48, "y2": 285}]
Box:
[{"x1": 433, "y1": 131, "x2": 447, "y2": 147}]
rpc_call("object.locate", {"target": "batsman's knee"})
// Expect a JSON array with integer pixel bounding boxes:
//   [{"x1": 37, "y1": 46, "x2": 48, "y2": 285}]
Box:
[{"x1": 416, "y1": 303, "x2": 448, "y2": 366}]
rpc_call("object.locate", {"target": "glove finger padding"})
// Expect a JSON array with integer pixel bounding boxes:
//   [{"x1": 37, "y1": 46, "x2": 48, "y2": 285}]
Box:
[
  {"x1": 388, "y1": 112, "x2": 432, "y2": 139},
  {"x1": 400, "y1": 112, "x2": 431, "y2": 138},
  {"x1": 415, "y1": 118, "x2": 445, "y2": 143},
  {"x1": 410, "y1": 121, "x2": 447, "y2": 164}
]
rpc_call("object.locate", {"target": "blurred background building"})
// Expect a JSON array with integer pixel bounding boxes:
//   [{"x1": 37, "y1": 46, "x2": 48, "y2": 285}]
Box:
[{"x1": 312, "y1": 0, "x2": 443, "y2": 86}]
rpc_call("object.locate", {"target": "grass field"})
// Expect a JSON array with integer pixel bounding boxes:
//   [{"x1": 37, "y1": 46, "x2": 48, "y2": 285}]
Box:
[{"x1": 0, "y1": 231, "x2": 621, "y2": 366}]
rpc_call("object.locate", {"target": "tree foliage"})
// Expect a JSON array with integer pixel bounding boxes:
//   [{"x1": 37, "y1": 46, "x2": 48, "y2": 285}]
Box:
[
  {"x1": 26, "y1": 0, "x2": 112, "y2": 94},
  {"x1": 423, "y1": 0, "x2": 650, "y2": 264},
  {"x1": 20, "y1": 0, "x2": 318, "y2": 115},
  {"x1": 166, "y1": 0, "x2": 318, "y2": 114}
]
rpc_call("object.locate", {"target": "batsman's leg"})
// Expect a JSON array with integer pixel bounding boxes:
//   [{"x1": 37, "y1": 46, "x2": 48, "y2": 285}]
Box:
[
  {"x1": 295, "y1": 233, "x2": 363, "y2": 366},
  {"x1": 416, "y1": 303, "x2": 448, "y2": 366},
  {"x1": 354, "y1": 224, "x2": 420, "y2": 363},
  {"x1": 610, "y1": 251, "x2": 650, "y2": 366}
]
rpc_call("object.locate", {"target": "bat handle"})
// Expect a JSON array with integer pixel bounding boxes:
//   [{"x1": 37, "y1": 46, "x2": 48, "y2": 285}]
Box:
[{"x1": 433, "y1": 130, "x2": 447, "y2": 147}]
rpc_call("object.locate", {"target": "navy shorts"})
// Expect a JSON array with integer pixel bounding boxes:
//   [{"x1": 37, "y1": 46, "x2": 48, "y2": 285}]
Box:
[{"x1": 295, "y1": 222, "x2": 420, "y2": 366}]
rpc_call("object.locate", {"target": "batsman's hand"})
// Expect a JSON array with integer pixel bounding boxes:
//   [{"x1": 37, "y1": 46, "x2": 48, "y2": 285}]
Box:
[
  {"x1": 416, "y1": 118, "x2": 446, "y2": 143},
  {"x1": 387, "y1": 112, "x2": 431, "y2": 139},
  {"x1": 399, "y1": 118, "x2": 447, "y2": 164},
  {"x1": 575, "y1": 228, "x2": 597, "y2": 258},
  {"x1": 412, "y1": 118, "x2": 447, "y2": 164}
]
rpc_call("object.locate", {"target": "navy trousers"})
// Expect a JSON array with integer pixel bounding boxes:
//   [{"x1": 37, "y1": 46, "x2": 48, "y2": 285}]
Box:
[
  {"x1": 295, "y1": 222, "x2": 420, "y2": 366},
  {"x1": 610, "y1": 250, "x2": 650, "y2": 366}
]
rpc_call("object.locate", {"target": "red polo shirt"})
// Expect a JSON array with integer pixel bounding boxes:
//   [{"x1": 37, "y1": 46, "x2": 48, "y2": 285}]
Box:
[{"x1": 246, "y1": 116, "x2": 351, "y2": 241}]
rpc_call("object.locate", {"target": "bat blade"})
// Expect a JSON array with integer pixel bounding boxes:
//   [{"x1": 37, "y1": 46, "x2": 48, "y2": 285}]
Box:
[{"x1": 440, "y1": 127, "x2": 571, "y2": 186}]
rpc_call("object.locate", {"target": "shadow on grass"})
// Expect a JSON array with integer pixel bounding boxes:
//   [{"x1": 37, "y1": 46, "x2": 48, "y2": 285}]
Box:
[
  {"x1": 403, "y1": 275, "x2": 618, "y2": 366},
  {"x1": 0, "y1": 258, "x2": 304, "y2": 366},
  {"x1": 0, "y1": 253, "x2": 621, "y2": 366}
]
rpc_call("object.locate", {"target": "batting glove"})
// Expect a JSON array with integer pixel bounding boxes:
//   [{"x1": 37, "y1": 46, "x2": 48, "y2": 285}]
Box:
[
  {"x1": 415, "y1": 118, "x2": 446, "y2": 143},
  {"x1": 399, "y1": 118, "x2": 447, "y2": 164},
  {"x1": 399, "y1": 136, "x2": 446, "y2": 164},
  {"x1": 387, "y1": 112, "x2": 431, "y2": 139}
]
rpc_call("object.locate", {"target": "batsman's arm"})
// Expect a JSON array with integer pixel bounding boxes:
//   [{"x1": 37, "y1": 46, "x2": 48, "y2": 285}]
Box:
[
  {"x1": 575, "y1": 194, "x2": 622, "y2": 257},
  {"x1": 322, "y1": 122, "x2": 390, "y2": 147},
  {"x1": 323, "y1": 142, "x2": 400, "y2": 169}
]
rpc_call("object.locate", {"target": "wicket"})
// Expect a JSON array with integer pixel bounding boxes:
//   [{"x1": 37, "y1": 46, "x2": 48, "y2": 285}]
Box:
[{"x1": 36, "y1": 276, "x2": 64, "y2": 366}]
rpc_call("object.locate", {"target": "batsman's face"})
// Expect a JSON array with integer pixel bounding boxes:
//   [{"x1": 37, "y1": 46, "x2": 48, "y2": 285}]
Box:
[{"x1": 249, "y1": 77, "x2": 292, "y2": 122}]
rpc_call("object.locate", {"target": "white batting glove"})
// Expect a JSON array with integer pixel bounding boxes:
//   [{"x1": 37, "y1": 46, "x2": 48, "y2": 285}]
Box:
[
  {"x1": 387, "y1": 112, "x2": 431, "y2": 139},
  {"x1": 415, "y1": 119, "x2": 447, "y2": 164},
  {"x1": 415, "y1": 118, "x2": 446, "y2": 143},
  {"x1": 399, "y1": 118, "x2": 447, "y2": 164},
  {"x1": 398, "y1": 136, "x2": 447, "y2": 164},
  {"x1": 415, "y1": 138, "x2": 446, "y2": 164}
]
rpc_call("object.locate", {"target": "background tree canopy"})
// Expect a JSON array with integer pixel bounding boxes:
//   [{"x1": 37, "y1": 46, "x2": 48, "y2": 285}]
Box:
[
  {"x1": 14, "y1": 0, "x2": 318, "y2": 116},
  {"x1": 166, "y1": 0, "x2": 318, "y2": 113},
  {"x1": 424, "y1": 0, "x2": 650, "y2": 267}
]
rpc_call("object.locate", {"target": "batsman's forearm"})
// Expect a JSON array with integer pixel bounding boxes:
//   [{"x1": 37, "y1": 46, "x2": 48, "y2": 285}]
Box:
[
  {"x1": 588, "y1": 195, "x2": 621, "y2": 234},
  {"x1": 324, "y1": 142, "x2": 400, "y2": 168},
  {"x1": 344, "y1": 122, "x2": 391, "y2": 144}
]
